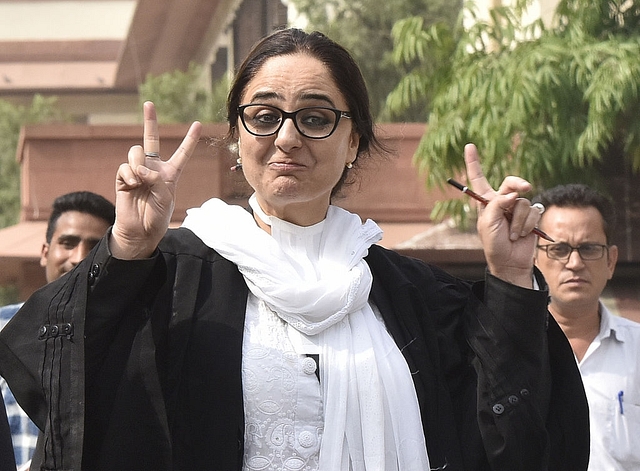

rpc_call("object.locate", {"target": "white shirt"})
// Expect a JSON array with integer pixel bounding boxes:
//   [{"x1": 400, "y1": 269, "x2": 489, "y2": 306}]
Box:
[{"x1": 578, "y1": 304, "x2": 640, "y2": 471}]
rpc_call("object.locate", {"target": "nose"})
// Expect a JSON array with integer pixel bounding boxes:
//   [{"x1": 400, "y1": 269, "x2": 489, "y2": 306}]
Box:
[
  {"x1": 565, "y1": 248, "x2": 585, "y2": 268},
  {"x1": 69, "y1": 243, "x2": 92, "y2": 265},
  {"x1": 274, "y1": 116, "x2": 302, "y2": 150}
]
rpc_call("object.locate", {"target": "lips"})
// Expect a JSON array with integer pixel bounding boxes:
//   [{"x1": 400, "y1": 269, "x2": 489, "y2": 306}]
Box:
[
  {"x1": 269, "y1": 160, "x2": 305, "y2": 171},
  {"x1": 562, "y1": 278, "x2": 588, "y2": 286}
]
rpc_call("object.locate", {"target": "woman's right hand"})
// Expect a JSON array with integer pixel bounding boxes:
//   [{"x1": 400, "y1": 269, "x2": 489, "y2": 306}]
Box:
[{"x1": 110, "y1": 101, "x2": 202, "y2": 260}]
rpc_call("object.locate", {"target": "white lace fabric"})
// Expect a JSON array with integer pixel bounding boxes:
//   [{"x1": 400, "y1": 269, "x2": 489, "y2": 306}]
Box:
[{"x1": 242, "y1": 294, "x2": 323, "y2": 470}]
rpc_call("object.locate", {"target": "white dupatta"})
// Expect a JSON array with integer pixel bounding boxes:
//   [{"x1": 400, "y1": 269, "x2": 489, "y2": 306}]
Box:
[{"x1": 182, "y1": 196, "x2": 430, "y2": 470}]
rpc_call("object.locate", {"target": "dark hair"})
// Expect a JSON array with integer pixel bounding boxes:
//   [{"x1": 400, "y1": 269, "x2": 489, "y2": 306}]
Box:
[
  {"x1": 45, "y1": 191, "x2": 116, "y2": 243},
  {"x1": 226, "y1": 28, "x2": 385, "y2": 195},
  {"x1": 533, "y1": 184, "x2": 616, "y2": 243}
]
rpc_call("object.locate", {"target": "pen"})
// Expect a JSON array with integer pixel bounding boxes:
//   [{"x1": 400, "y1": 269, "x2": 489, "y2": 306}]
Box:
[
  {"x1": 618, "y1": 390, "x2": 624, "y2": 415},
  {"x1": 447, "y1": 178, "x2": 555, "y2": 242}
]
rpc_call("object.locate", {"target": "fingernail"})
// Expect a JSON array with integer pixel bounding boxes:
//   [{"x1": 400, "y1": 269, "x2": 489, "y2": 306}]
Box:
[
  {"x1": 137, "y1": 166, "x2": 149, "y2": 176},
  {"x1": 510, "y1": 232, "x2": 519, "y2": 241}
]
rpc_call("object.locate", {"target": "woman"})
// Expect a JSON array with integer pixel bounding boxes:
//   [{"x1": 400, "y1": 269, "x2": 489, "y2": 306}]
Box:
[{"x1": 0, "y1": 29, "x2": 588, "y2": 471}]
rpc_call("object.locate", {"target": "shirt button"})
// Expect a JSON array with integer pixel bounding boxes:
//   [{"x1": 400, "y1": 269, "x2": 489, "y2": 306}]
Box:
[
  {"x1": 508, "y1": 395, "x2": 519, "y2": 405},
  {"x1": 520, "y1": 388, "x2": 530, "y2": 397},
  {"x1": 302, "y1": 357, "x2": 317, "y2": 375},
  {"x1": 298, "y1": 431, "x2": 316, "y2": 448},
  {"x1": 492, "y1": 403, "x2": 505, "y2": 415}
]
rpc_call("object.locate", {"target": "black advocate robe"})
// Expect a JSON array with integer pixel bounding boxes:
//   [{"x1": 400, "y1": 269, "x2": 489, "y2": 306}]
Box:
[{"x1": 0, "y1": 227, "x2": 589, "y2": 471}]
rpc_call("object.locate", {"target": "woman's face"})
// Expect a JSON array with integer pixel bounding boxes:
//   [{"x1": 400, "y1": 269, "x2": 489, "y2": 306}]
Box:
[{"x1": 237, "y1": 53, "x2": 359, "y2": 226}]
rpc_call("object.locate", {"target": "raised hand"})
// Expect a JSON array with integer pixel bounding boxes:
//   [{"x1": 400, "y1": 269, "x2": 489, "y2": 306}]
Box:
[
  {"x1": 110, "y1": 101, "x2": 202, "y2": 260},
  {"x1": 463, "y1": 143, "x2": 542, "y2": 288}
]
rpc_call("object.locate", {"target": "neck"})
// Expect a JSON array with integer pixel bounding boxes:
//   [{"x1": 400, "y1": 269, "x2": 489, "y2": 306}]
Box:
[
  {"x1": 252, "y1": 195, "x2": 330, "y2": 228},
  {"x1": 253, "y1": 214, "x2": 272, "y2": 234},
  {"x1": 549, "y1": 302, "x2": 601, "y2": 361}
]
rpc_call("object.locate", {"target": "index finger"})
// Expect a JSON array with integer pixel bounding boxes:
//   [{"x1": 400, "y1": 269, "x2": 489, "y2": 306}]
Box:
[
  {"x1": 167, "y1": 121, "x2": 203, "y2": 174},
  {"x1": 463, "y1": 143, "x2": 493, "y2": 196},
  {"x1": 143, "y1": 101, "x2": 160, "y2": 156}
]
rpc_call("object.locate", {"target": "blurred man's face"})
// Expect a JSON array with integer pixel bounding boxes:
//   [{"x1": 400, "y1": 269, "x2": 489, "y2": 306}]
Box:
[{"x1": 40, "y1": 211, "x2": 110, "y2": 282}]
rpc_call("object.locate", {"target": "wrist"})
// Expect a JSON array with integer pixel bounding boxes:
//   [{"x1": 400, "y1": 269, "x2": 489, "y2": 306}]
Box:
[
  {"x1": 486, "y1": 265, "x2": 534, "y2": 289},
  {"x1": 109, "y1": 229, "x2": 157, "y2": 260}
]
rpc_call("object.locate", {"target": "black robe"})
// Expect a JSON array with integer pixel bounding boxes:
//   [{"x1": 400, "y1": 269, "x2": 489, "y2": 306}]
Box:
[{"x1": 0, "y1": 227, "x2": 589, "y2": 471}]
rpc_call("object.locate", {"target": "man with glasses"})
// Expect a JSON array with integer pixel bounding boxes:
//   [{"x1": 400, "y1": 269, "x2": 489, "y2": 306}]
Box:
[{"x1": 533, "y1": 183, "x2": 640, "y2": 471}]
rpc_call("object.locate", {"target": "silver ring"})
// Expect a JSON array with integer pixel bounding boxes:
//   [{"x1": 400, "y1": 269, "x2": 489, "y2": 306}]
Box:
[
  {"x1": 145, "y1": 151, "x2": 160, "y2": 158},
  {"x1": 531, "y1": 202, "x2": 545, "y2": 214}
]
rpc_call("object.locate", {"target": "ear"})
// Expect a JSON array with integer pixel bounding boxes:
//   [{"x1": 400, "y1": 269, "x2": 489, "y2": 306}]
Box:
[
  {"x1": 346, "y1": 131, "x2": 360, "y2": 165},
  {"x1": 606, "y1": 244, "x2": 618, "y2": 280},
  {"x1": 349, "y1": 130, "x2": 360, "y2": 151},
  {"x1": 40, "y1": 243, "x2": 49, "y2": 268}
]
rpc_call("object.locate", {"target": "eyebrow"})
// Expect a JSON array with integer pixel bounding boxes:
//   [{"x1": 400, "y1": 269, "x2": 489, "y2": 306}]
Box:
[
  {"x1": 56, "y1": 234, "x2": 101, "y2": 245},
  {"x1": 247, "y1": 91, "x2": 336, "y2": 108}
]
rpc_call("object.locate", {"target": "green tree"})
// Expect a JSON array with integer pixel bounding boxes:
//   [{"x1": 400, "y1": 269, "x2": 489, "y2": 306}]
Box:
[
  {"x1": 0, "y1": 95, "x2": 63, "y2": 229},
  {"x1": 289, "y1": 0, "x2": 462, "y2": 121},
  {"x1": 387, "y1": 0, "x2": 640, "y2": 224},
  {"x1": 139, "y1": 62, "x2": 229, "y2": 124}
]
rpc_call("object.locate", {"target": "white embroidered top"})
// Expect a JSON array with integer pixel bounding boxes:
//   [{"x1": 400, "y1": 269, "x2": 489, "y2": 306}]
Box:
[{"x1": 241, "y1": 219, "x2": 325, "y2": 471}]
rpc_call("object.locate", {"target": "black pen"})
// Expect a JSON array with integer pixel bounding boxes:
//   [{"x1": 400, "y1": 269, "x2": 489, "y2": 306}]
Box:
[{"x1": 447, "y1": 178, "x2": 555, "y2": 242}]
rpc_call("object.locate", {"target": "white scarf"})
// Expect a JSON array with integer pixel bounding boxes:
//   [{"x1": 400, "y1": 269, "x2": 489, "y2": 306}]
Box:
[{"x1": 182, "y1": 196, "x2": 430, "y2": 471}]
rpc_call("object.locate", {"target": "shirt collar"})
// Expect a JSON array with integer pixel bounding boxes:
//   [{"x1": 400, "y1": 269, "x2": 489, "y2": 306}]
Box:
[{"x1": 597, "y1": 302, "x2": 629, "y2": 343}]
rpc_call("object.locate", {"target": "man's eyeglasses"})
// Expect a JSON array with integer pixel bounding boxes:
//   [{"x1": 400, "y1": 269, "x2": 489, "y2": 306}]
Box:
[
  {"x1": 536, "y1": 243, "x2": 608, "y2": 261},
  {"x1": 238, "y1": 104, "x2": 351, "y2": 139}
]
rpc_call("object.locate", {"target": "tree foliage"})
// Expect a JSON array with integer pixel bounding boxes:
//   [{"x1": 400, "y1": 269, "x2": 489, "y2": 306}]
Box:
[
  {"x1": 0, "y1": 95, "x2": 63, "y2": 229},
  {"x1": 138, "y1": 62, "x2": 230, "y2": 124},
  {"x1": 288, "y1": 0, "x2": 462, "y2": 121},
  {"x1": 387, "y1": 0, "x2": 640, "y2": 223}
]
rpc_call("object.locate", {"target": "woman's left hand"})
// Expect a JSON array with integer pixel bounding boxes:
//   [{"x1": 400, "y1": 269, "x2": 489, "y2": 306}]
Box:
[{"x1": 463, "y1": 143, "x2": 542, "y2": 288}]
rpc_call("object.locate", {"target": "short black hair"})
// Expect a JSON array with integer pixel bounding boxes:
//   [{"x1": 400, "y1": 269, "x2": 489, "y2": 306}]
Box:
[
  {"x1": 533, "y1": 184, "x2": 616, "y2": 243},
  {"x1": 45, "y1": 191, "x2": 115, "y2": 243}
]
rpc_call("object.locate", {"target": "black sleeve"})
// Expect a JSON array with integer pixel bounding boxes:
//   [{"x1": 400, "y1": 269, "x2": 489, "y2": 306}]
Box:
[
  {"x1": 468, "y1": 270, "x2": 589, "y2": 471},
  {"x1": 82, "y1": 236, "x2": 163, "y2": 382},
  {"x1": 467, "y1": 271, "x2": 551, "y2": 470}
]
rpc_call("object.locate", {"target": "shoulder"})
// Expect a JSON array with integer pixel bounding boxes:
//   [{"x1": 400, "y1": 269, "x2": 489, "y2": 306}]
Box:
[
  {"x1": 0, "y1": 303, "x2": 24, "y2": 328},
  {"x1": 159, "y1": 227, "x2": 227, "y2": 262},
  {"x1": 603, "y1": 306, "x2": 640, "y2": 347},
  {"x1": 366, "y1": 244, "x2": 463, "y2": 286},
  {"x1": 0, "y1": 303, "x2": 23, "y2": 317},
  {"x1": 610, "y1": 312, "x2": 640, "y2": 335},
  {"x1": 158, "y1": 228, "x2": 244, "y2": 283},
  {"x1": 366, "y1": 245, "x2": 472, "y2": 310}
]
